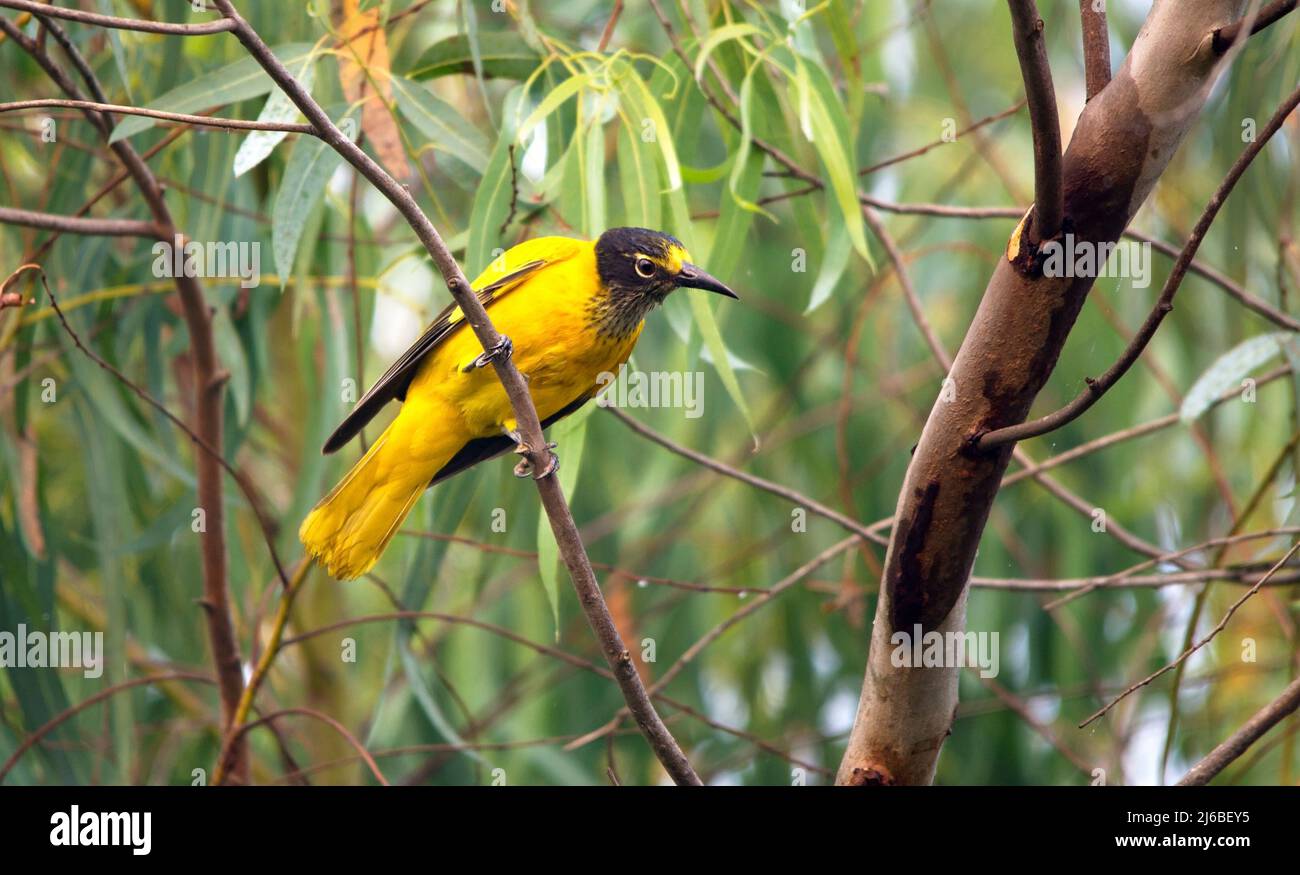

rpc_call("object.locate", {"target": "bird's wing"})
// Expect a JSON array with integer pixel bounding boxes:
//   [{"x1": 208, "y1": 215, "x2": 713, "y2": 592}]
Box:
[
  {"x1": 426, "y1": 393, "x2": 592, "y2": 487},
  {"x1": 321, "y1": 258, "x2": 548, "y2": 454}
]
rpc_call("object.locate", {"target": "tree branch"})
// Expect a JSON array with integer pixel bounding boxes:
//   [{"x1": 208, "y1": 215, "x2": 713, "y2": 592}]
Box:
[
  {"x1": 210, "y1": 0, "x2": 699, "y2": 786},
  {"x1": 605, "y1": 407, "x2": 889, "y2": 547},
  {"x1": 0, "y1": 206, "x2": 158, "y2": 237},
  {"x1": 1007, "y1": 0, "x2": 1064, "y2": 241},
  {"x1": 0, "y1": 98, "x2": 314, "y2": 134},
  {"x1": 1178, "y1": 673, "x2": 1300, "y2": 784},
  {"x1": 1079, "y1": 0, "x2": 1111, "y2": 100},
  {"x1": 1080, "y1": 540, "x2": 1300, "y2": 729},
  {"x1": 978, "y1": 80, "x2": 1300, "y2": 452},
  {"x1": 836, "y1": 0, "x2": 1258, "y2": 786},
  {"x1": 0, "y1": 0, "x2": 235, "y2": 34},
  {"x1": 1213, "y1": 0, "x2": 1297, "y2": 53}
]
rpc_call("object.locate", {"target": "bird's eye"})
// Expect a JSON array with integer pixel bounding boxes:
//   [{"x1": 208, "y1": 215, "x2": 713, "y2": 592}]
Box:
[{"x1": 635, "y1": 257, "x2": 656, "y2": 279}]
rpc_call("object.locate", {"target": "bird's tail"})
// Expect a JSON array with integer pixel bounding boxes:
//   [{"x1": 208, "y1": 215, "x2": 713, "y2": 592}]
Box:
[{"x1": 300, "y1": 408, "x2": 455, "y2": 580}]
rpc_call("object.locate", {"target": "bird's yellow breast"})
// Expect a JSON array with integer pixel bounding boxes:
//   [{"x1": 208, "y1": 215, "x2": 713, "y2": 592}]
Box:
[{"x1": 405, "y1": 236, "x2": 643, "y2": 437}]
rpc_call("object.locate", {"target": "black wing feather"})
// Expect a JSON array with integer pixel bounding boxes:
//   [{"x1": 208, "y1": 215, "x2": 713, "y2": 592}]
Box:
[
  {"x1": 427, "y1": 394, "x2": 593, "y2": 487},
  {"x1": 321, "y1": 260, "x2": 547, "y2": 454}
]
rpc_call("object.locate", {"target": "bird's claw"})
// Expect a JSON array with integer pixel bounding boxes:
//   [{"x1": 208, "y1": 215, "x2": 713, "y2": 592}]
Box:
[
  {"x1": 463, "y1": 335, "x2": 513, "y2": 372},
  {"x1": 512, "y1": 441, "x2": 559, "y2": 479}
]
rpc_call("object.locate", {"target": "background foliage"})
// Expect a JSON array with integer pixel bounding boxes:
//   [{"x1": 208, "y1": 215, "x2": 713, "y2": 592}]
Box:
[{"x1": 1, "y1": 0, "x2": 1298, "y2": 785}]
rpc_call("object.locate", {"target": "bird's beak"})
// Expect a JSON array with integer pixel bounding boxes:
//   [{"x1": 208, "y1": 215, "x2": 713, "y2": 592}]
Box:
[{"x1": 677, "y1": 263, "x2": 739, "y2": 299}]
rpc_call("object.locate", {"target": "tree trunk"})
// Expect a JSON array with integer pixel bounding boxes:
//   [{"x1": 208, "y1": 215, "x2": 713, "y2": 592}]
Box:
[{"x1": 836, "y1": 0, "x2": 1250, "y2": 786}]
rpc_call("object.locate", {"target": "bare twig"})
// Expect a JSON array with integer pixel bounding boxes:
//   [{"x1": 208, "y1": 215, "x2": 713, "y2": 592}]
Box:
[
  {"x1": 0, "y1": 0, "x2": 236, "y2": 34},
  {"x1": 0, "y1": 17, "x2": 252, "y2": 780},
  {"x1": 1080, "y1": 539, "x2": 1300, "y2": 728},
  {"x1": 0, "y1": 206, "x2": 159, "y2": 237},
  {"x1": 597, "y1": 0, "x2": 624, "y2": 52},
  {"x1": 0, "y1": 673, "x2": 215, "y2": 783},
  {"x1": 212, "y1": 559, "x2": 312, "y2": 785},
  {"x1": 605, "y1": 407, "x2": 889, "y2": 547},
  {"x1": 858, "y1": 100, "x2": 1027, "y2": 177},
  {"x1": 565, "y1": 535, "x2": 859, "y2": 751},
  {"x1": 0, "y1": 98, "x2": 314, "y2": 134},
  {"x1": 21, "y1": 266, "x2": 293, "y2": 588},
  {"x1": 226, "y1": 708, "x2": 390, "y2": 786}
]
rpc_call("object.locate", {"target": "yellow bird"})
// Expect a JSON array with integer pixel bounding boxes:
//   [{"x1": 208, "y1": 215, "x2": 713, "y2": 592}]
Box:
[{"x1": 300, "y1": 227, "x2": 737, "y2": 580}]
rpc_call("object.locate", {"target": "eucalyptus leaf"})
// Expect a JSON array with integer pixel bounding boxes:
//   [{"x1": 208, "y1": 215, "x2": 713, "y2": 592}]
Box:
[
  {"x1": 1180, "y1": 333, "x2": 1288, "y2": 422},
  {"x1": 111, "y1": 43, "x2": 316, "y2": 143}
]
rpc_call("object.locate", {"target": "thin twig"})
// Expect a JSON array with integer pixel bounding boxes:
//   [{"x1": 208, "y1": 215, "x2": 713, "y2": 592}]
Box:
[
  {"x1": 0, "y1": 0, "x2": 236, "y2": 34},
  {"x1": 19, "y1": 266, "x2": 292, "y2": 588},
  {"x1": 0, "y1": 98, "x2": 315, "y2": 134},
  {"x1": 605, "y1": 407, "x2": 889, "y2": 547},
  {"x1": 597, "y1": 0, "x2": 624, "y2": 52},
  {"x1": 1080, "y1": 539, "x2": 1300, "y2": 728},
  {"x1": 0, "y1": 206, "x2": 159, "y2": 237},
  {"x1": 857, "y1": 100, "x2": 1026, "y2": 177},
  {"x1": 212, "y1": 559, "x2": 312, "y2": 785},
  {"x1": 0, "y1": 673, "x2": 215, "y2": 783}
]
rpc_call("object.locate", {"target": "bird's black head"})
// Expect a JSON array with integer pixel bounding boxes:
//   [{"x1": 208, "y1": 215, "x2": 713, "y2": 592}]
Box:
[{"x1": 590, "y1": 227, "x2": 737, "y2": 337}]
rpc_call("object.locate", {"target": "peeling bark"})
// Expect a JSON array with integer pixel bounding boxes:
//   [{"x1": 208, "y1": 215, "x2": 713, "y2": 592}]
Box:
[{"x1": 836, "y1": 0, "x2": 1249, "y2": 786}]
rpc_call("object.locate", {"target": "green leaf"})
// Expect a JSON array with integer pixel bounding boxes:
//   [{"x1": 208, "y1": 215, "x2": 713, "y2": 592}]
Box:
[
  {"x1": 584, "y1": 113, "x2": 606, "y2": 236},
  {"x1": 615, "y1": 64, "x2": 684, "y2": 191},
  {"x1": 805, "y1": 220, "x2": 851, "y2": 314},
  {"x1": 409, "y1": 31, "x2": 540, "y2": 80},
  {"x1": 1180, "y1": 333, "x2": 1288, "y2": 422},
  {"x1": 690, "y1": 292, "x2": 758, "y2": 447},
  {"x1": 791, "y1": 56, "x2": 873, "y2": 269},
  {"x1": 110, "y1": 43, "x2": 316, "y2": 143},
  {"x1": 272, "y1": 106, "x2": 353, "y2": 286},
  {"x1": 391, "y1": 76, "x2": 489, "y2": 173},
  {"x1": 465, "y1": 88, "x2": 525, "y2": 277},
  {"x1": 536, "y1": 402, "x2": 595, "y2": 635},
  {"x1": 233, "y1": 50, "x2": 317, "y2": 178},
  {"x1": 617, "y1": 112, "x2": 662, "y2": 229},
  {"x1": 693, "y1": 22, "x2": 762, "y2": 82},
  {"x1": 516, "y1": 72, "x2": 591, "y2": 145}
]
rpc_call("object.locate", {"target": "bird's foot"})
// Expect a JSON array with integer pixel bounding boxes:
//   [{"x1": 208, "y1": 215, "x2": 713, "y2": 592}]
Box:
[
  {"x1": 462, "y1": 335, "x2": 513, "y2": 372},
  {"x1": 512, "y1": 440, "x2": 559, "y2": 479}
]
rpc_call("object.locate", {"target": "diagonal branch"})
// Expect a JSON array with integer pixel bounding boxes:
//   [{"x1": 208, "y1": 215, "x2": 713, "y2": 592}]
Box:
[
  {"x1": 1177, "y1": 673, "x2": 1300, "y2": 785},
  {"x1": 1212, "y1": 0, "x2": 1297, "y2": 53},
  {"x1": 210, "y1": 0, "x2": 699, "y2": 786},
  {"x1": 978, "y1": 80, "x2": 1300, "y2": 451},
  {"x1": 1007, "y1": 0, "x2": 1063, "y2": 241}
]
